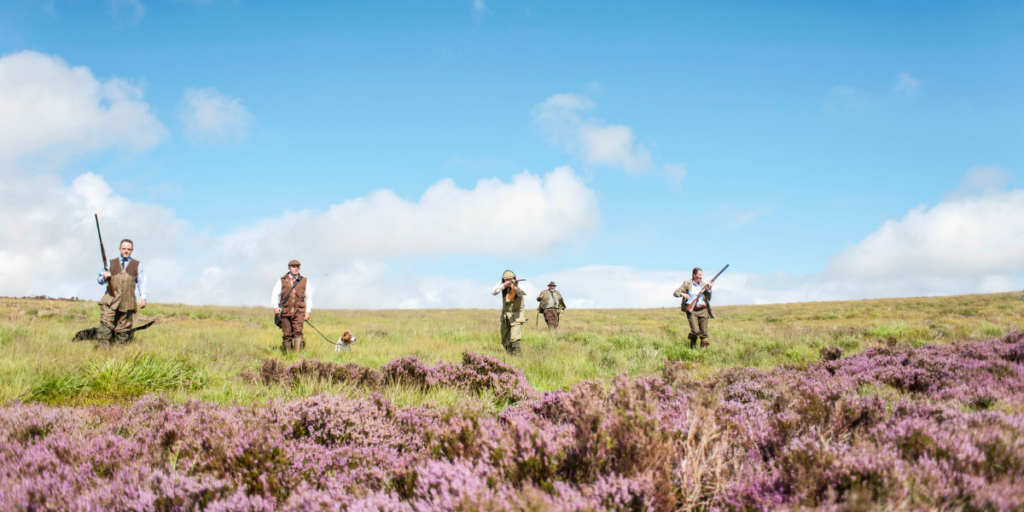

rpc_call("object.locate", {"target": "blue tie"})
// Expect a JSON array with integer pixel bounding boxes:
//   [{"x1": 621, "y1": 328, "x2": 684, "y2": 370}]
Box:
[{"x1": 122, "y1": 258, "x2": 128, "y2": 269}]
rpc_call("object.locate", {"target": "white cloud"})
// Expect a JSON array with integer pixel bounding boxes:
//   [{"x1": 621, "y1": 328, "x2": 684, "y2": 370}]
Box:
[
  {"x1": 0, "y1": 168, "x2": 599, "y2": 307},
  {"x1": 179, "y1": 87, "x2": 255, "y2": 144},
  {"x1": 2, "y1": 163, "x2": 1019, "y2": 309},
  {"x1": 0, "y1": 172, "x2": 189, "y2": 299},
  {"x1": 893, "y1": 72, "x2": 922, "y2": 94},
  {"x1": 0, "y1": 52, "x2": 600, "y2": 309},
  {"x1": 532, "y1": 167, "x2": 1024, "y2": 308},
  {"x1": 658, "y1": 163, "x2": 688, "y2": 187},
  {"x1": 108, "y1": 0, "x2": 146, "y2": 26},
  {"x1": 215, "y1": 166, "x2": 598, "y2": 270},
  {"x1": 0, "y1": 51, "x2": 167, "y2": 169},
  {"x1": 533, "y1": 93, "x2": 654, "y2": 173},
  {"x1": 828, "y1": 191, "x2": 1024, "y2": 280},
  {"x1": 3, "y1": 52, "x2": 1018, "y2": 310}
]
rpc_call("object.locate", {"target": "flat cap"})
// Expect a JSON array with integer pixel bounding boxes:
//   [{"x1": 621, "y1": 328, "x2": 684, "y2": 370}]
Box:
[
  {"x1": 502, "y1": 270, "x2": 515, "y2": 279},
  {"x1": 288, "y1": 259, "x2": 301, "y2": 266}
]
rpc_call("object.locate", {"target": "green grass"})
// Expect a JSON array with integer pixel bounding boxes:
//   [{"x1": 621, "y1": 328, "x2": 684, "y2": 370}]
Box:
[{"x1": 0, "y1": 292, "x2": 1021, "y2": 408}]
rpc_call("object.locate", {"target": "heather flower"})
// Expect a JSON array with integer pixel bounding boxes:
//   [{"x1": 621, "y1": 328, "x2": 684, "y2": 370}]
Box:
[{"x1": 2, "y1": 333, "x2": 1023, "y2": 510}]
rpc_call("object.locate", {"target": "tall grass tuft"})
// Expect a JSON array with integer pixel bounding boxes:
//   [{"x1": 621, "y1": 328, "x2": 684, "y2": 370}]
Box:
[{"x1": 28, "y1": 354, "x2": 206, "y2": 404}]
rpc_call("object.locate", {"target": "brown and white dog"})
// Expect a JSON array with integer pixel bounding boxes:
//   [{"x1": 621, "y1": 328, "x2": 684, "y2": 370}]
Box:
[{"x1": 336, "y1": 331, "x2": 356, "y2": 352}]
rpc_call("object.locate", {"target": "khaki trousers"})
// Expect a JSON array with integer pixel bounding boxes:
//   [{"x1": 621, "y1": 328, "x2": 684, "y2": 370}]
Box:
[
  {"x1": 543, "y1": 308, "x2": 560, "y2": 332},
  {"x1": 500, "y1": 313, "x2": 522, "y2": 355},
  {"x1": 98, "y1": 304, "x2": 134, "y2": 346},
  {"x1": 686, "y1": 307, "x2": 710, "y2": 343},
  {"x1": 281, "y1": 314, "x2": 305, "y2": 352}
]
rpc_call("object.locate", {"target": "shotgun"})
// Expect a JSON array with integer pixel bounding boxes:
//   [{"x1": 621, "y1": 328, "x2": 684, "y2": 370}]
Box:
[
  {"x1": 685, "y1": 264, "x2": 729, "y2": 313},
  {"x1": 95, "y1": 214, "x2": 113, "y2": 296},
  {"x1": 504, "y1": 278, "x2": 526, "y2": 302}
]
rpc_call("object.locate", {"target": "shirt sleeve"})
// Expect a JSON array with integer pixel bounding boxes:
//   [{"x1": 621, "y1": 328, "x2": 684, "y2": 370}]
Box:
[
  {"x1": 305, "y1": 282, "x2": 313, "y2": 313},
  {"x1": 271, "y1": 280, "x2": 282, "y2": 308},
  {"x1": 491, "y1": 282, "x2": 505, "y2": 295},
  {"x1": 136, "y1": 263, "x2": 148, "y2": 300},
  {"x1": 98, "y1": 271, "x2": 108, "y2": 285}
]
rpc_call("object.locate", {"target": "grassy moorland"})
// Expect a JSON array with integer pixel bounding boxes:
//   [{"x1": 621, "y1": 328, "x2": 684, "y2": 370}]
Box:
[
  {"x1": 0, "y1": 292, "x2": 1021, "y2": 408},
  {"x1": 2, "y1": 293, "x2": 1024, "y2": 510}
]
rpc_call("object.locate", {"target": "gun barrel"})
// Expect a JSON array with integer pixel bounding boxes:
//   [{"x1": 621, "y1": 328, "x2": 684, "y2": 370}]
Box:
[
  {"x1": 711, "y1": 264, "x2": 729, "y2": 282},
  {"x1": 94, "y1": 214, "x2": 109, "y2": 271},
  {"x1": 95, "y1": 214, "x2": 114, "y2": 296}
]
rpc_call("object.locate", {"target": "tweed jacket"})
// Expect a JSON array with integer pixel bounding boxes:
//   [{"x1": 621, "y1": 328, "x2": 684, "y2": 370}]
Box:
[
  {"x1": 536, "y1": 289, "x2": 566, "y2": 313},
  {"x1": 673, "y1": 280, "x2": 715, "y2": 319}
]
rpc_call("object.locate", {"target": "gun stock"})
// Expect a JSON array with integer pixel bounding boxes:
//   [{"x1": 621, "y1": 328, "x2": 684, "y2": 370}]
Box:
[
  {"x1": 685, "y1": 283, "x2": 710, "y2": 313},
  {"x1": 505, "y1": 279, "x2": 525, "y2": 302},
  {"x1": 94, "y1": 214, "x2": 113, "y2": 296}
]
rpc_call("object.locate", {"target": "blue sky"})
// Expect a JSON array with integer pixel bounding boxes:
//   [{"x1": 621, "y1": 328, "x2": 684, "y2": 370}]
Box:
[{"x1": 0, "y1": 0, "x2": 1021, "y2": 308}]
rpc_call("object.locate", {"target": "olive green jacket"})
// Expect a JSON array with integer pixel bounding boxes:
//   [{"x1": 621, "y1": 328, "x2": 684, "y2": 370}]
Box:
[
  {"x1": 673, "y1": 280, "x2": 715, "y2": 319},
  {"x1": 493, "y1": 283, "x2": 528, "y2": 323}
]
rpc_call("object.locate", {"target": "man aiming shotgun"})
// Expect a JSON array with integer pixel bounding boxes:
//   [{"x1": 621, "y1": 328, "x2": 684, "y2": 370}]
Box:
[
  {"x1": 492, "y1": 270, "x2": 527, "y2": 355},
  {"x1": 674, "y1": 265, "x2": 728, "y2": 349}
]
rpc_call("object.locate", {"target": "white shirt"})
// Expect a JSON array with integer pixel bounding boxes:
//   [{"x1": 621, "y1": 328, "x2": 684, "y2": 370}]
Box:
[
  {"x1": 543, "y1": 290, "x2": 560, "y2": 309},
  {"x1": 271, "y1": 275, "x2": 313, "y2": 311},
  {"x1": 492, "y1": 281, "x2": 527, "y2": 297},
  {"x1": 689, "y1": 281, "x2": 706, "y2": 307},
  {"x1": 491, "y1": 282, "x2": 506, "y2": 295}
]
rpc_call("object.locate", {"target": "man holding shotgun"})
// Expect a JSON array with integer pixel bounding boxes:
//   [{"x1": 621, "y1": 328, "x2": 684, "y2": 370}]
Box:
[
  {"x1": 673, "y1": 266, "x2": 725, "y2": 349},
  {"x1": 96, "y1": 239, "x2": 148, "y2": 347}
]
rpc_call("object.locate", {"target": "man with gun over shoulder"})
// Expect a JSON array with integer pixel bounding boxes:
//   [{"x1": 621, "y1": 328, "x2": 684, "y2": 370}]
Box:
[
  {"x1": 96, "y1": 239, "x2": 148, "y2": 347},
  {"x1": 673, "y1": 266, "x2": 726, "y2": 349}
]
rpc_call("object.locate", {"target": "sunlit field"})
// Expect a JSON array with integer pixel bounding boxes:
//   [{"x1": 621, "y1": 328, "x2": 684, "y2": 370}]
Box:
[{"x1": 1, "y1": 292, "x2": 1020, "y2": 407}]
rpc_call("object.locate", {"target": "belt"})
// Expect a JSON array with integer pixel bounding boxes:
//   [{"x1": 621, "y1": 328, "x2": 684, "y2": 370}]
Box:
[{"x1": 691, "y1": 305, "x2": 707, "y2": 311}]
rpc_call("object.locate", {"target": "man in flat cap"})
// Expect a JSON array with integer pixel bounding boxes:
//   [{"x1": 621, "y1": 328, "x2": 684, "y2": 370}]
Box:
[
  {"x1": 95, "y1": 239, "x2": 148, "y2": 347},
  {"x1": 272, "y1": 259, "x2": 313, "y2": 353},
  {"x1": 491, "y1": 270, "x2": 527, "y2": 355},
  {"x1": 536, "y1": 281, "x2": 566, "y2": 334}
]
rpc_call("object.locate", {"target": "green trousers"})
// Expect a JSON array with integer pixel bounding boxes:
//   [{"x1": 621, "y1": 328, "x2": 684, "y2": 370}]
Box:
[
  {"x1": 686, "y1": 307, "x2": 710, "y2": 344},
  {"x1": 500, "y1": 313, "x2": 523, "y2": 355},
  {"x1": 97, "y1": 304, "x2": 134, "y2": 347}
]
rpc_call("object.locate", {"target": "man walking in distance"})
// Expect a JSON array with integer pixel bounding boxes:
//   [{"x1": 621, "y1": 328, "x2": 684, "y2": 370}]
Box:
[
  {"x1": 272, "y1": 260, "x2": 312, "y2": 353},
  {"x1": 536, "y1": 281, "x2": 566, "y2": 333},
  {"x1": 96, "y1": 239, "x2": 147, "y2": 347},
  {"x1": 492, "y1": 270, "x2": 527, "y2": 355},
  {"x1": 673, "y1": 268, "x2": 716, "y2": 349}
]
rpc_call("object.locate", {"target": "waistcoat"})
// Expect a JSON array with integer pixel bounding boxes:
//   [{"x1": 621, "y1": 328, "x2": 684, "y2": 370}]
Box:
[
  {"x1": 280, "y1": 274, "x2": 307, "y2": 316},
  {"x1": 502, "y1": 288, "x2": 525, "y2": 314},
  {"x1": 108, "y1": 258, "x2": 140, "y2": 312}
]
